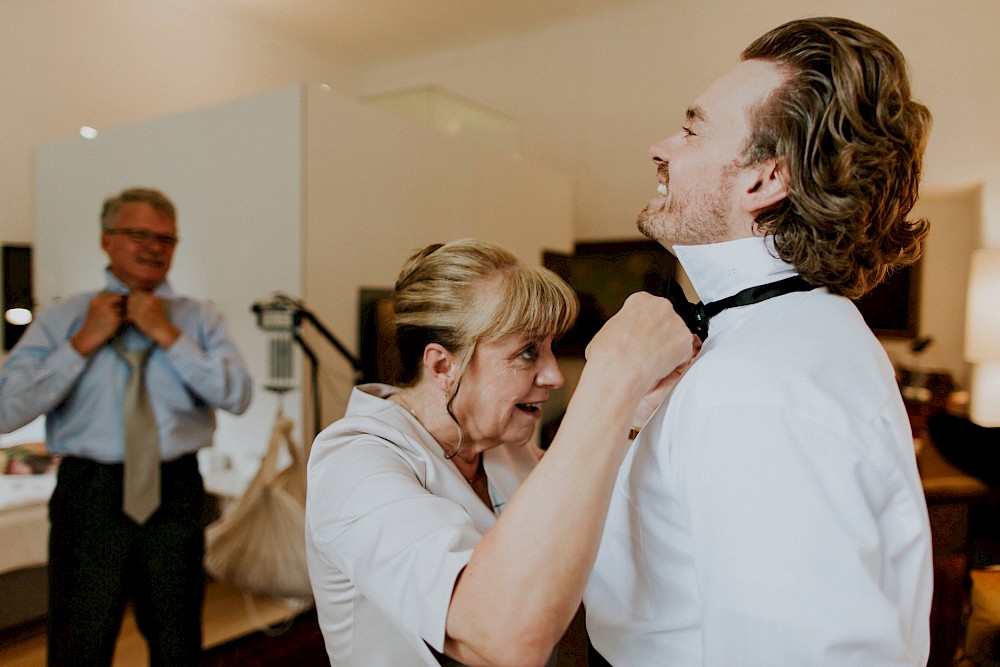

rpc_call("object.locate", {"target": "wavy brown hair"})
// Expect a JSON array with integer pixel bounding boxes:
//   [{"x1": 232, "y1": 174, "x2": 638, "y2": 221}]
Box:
[{"x1": 741, "y1": 17, "x2": 931, "y2": 298}]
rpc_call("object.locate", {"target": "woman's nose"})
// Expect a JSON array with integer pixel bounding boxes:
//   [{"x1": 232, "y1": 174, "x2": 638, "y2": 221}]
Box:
[{"x1": 536, "y1": 350, "x2": 564, "y2": 389}]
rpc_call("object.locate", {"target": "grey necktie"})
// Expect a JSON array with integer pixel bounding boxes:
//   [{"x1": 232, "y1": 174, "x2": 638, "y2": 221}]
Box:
[{"x1": 113, "y1": 338, "x2": 161, "y2": 524}]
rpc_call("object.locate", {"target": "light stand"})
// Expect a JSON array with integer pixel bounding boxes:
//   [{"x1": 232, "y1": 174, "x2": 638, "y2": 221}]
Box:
[{"x1": 252, "y1": 293, "x2": 363, "y2": 438}]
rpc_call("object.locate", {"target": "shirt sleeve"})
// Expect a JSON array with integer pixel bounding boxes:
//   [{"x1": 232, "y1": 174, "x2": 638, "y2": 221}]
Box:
[
  {"x1": 675, "y1": 397, "x2": 930, "y2": 666},
  {"x1": 0, "y1": 311, "x2": 89, "y2": 433},
  {"x1": 163, "y1": 301, "x2": 252, "y2": 415},
  {"x1": 306, "y1": 431, "x2": 482, "y2": 652}
]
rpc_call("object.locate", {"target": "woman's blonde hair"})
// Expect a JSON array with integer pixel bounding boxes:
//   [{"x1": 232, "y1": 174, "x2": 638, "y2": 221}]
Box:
[{"x1": 393, "y1": 239, "x2": 578, "y2": 391}]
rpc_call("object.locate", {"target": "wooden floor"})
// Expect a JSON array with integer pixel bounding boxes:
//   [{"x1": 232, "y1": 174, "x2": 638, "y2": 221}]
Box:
[{"x1": 0, "y1": 580, "x2": 314, "y2": 667}]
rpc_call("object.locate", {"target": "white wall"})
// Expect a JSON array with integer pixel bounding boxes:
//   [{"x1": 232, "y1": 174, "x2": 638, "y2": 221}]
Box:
[
  {"x1": 360, "y1": 0, "x2": 1000, "y2": 246},
  {"x1": 881, "y1": 185, "x2": 982, "y2": 388},
  {"x1": 302, "y1": 86, "x2": 574, "y2": 424},
  {"x1": 358, "y1": 0, "x2": 998, "y2": 385},
  {"x1": 30, "y1": 84, "x2": 573, "y2": 466},
  {"x1": 34, "y1": 87, "x2": 304, "y2": 478},
  {"x1": 0, "y1": 0, "x2": 359, "y2": 246},
  {"x1": 4, "y1": 0, "x2": 999, "y2": 388},
  {"x1": 5, "y1": 0, "x2": 999, "y2": 246}
]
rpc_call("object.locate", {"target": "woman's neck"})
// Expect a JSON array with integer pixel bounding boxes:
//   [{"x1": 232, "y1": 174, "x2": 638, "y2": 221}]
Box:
[
  {"x1": 392, "y1": 386, "x2": 491, "y2": 507},
  {"x1": 391, "y1": 386, "x2": 479, "y2": 464}
]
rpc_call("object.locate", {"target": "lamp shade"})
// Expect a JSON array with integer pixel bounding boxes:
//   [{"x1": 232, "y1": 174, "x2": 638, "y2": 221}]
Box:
[
  {"x1": 965, "y1": 249, "x2": 1000, "y2": 362},
  {"x1": 970, "y1": 363, "x2": 1000, "y2": 427}
]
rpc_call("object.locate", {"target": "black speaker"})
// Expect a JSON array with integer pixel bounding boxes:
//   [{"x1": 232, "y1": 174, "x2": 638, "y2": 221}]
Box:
[{"x1": 3, "y1": 244, "x2": 33, "y2": 351}]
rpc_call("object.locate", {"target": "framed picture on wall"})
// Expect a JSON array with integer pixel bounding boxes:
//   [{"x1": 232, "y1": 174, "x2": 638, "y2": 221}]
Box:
[
  {"x1": 853, "y1": 260, "x2": 921, "y2": 339},
  {"x1": 543, "y1": 240, "x2": 678, "y2": 356}
]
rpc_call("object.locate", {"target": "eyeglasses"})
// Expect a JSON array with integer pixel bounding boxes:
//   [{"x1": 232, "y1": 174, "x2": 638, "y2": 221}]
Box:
[{"x1": 104, "y1": 228, "x2": 179, "y2": 247}]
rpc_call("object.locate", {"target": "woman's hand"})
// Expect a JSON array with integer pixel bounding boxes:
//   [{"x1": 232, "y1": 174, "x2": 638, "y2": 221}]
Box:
[
  {"x1": 444, "y1": 292, "x2": 698, "y2": 666},
  {"x1": 584, "y1": 291, "x2": 697, "y2": 405}
]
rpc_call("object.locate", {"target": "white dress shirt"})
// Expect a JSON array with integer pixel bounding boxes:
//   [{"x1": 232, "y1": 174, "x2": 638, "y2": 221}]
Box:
[
  {"x1": 305, "y1": 384, "x2": 541, "y2": 666},
  {"x1": 585, "y1": 236, "x2": 932, "y2": 666}
]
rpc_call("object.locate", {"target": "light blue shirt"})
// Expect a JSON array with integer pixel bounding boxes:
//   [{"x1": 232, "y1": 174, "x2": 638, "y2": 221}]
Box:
[{"x1": 0, "y1": 271, "x2": 252, "y2": 463}]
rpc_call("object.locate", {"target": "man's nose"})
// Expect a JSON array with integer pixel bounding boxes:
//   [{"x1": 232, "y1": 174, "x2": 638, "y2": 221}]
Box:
[{"x1": 649, "y1": 131, "x2": 682, "y2": 164}]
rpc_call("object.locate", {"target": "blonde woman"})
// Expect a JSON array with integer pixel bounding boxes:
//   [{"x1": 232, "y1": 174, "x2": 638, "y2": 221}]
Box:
[{"x1": 306, "y1": 239, "x2": 694, "y2": 666}]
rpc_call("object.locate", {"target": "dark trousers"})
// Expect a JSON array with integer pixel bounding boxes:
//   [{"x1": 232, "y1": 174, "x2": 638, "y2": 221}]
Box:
[{"x1": 47, "y1": 454, "x2": 208, "y2": 667}]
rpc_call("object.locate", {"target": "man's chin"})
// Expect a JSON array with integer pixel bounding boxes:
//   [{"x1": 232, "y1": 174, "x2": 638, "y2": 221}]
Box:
[
  {"x1": 637, "y1": 212, "x2": 680, "y2": 255},
  {"x1": 636, "y1": 208, "x2": 660, "y2": 240}
]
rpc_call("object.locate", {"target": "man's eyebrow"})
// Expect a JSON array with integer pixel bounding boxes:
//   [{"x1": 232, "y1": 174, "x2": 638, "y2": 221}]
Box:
[
  {"x1": 686, "y1": 106, "x2": 707, "y2": 124},
  {"x1": 684, "y1": 106, "x2": 708, "y2": 123}
]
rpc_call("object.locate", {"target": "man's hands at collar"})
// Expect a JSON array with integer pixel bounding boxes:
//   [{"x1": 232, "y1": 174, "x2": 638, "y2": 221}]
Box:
[
  {"x1": 71, "y1": 291, "x2": 179, "y2": 357},
  {"x1": 125, "y1": 291, "x2": 179, "y2": 349}
]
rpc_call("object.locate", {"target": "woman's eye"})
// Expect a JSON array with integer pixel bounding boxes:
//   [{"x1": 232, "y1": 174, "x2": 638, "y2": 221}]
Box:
[{"x1": 520, "y1": 345, "x2": 539, "y2": 361}]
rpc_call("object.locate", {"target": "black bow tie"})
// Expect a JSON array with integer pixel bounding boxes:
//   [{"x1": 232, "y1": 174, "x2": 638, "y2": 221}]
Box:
[{"x1": 661, "y1": 275, "x2": 815, "y2": 341}]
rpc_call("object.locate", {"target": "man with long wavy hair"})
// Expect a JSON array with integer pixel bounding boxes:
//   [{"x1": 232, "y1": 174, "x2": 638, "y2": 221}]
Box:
[{"x1": 585, "y1": 17, "x2": 933, "y2": 665}]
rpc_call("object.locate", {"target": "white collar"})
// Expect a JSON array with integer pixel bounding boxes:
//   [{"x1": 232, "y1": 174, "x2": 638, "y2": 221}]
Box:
[
  {"x1": 103, "y1": 269, "x2": 174, "y2": 299},
  {"x1": 673, "y1": 236, "x2": 799, "y2": 304}
]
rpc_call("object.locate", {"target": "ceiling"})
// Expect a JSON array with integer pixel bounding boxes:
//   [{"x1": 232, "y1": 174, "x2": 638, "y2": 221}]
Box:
[{"x1": 206, "y1": 0, "x2": 650, "y2": 68}]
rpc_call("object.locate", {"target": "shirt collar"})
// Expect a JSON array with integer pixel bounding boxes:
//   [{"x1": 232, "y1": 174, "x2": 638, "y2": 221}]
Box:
[
  {"x1": 673, "y1": 236, "x2": 799, "y2": 304},
  {"x1": 103, "y1": 268, "x2": 175, "y2": 299}
]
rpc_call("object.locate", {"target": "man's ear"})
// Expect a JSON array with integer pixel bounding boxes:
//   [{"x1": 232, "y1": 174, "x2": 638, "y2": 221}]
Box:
[
  {"x1": 741, "y1": 158, "x2": 789, "y2": 214},
  {"x1": 422, "y1": 343, "x2": 456, "y2": 394}
]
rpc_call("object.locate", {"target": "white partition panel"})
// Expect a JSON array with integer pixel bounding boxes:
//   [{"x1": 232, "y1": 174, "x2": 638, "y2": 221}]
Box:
[{"x1": 303, "y1": 85, "x2": 574, "y2": 425}]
